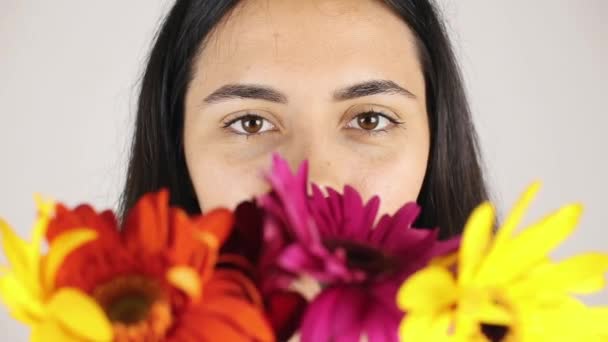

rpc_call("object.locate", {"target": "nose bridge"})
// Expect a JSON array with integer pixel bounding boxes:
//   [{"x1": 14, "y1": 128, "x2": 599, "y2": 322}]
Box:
[{"x1": 279, "y1": 127, "x2": 340, "y2": 190}]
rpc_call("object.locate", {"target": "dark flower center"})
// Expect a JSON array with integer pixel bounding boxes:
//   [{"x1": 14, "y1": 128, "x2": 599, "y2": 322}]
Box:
[
  {"x1": 106, "y1": 292, "x2": 153, "y2": 324},
  {"x1": 324, "y1": 239, "x2": 397, "y2": 276},
  {"x1": 93, "y1": 275, "x2": 173, "y2": 341},
  {"x1": 481, "y1": 323, "x2": 509, "y2": 342}
]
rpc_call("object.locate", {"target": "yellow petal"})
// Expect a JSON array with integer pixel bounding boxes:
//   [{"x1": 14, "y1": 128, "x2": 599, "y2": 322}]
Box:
[
  {"x1": 492, "y1": 182, "x2": 541, "y2": 250},
  {"x1": 476, "y1": 300, "x2": 513, "y2": 326},
  {"x1": 48, "y1": 288, "x2": 112, "y2": 342},
  {"x1": 26, "y1": 199, "x2": 55, "y2": 298},
  {"x1": 399, "y1": 314, "x2": 427, "y2": 342},
  {"x1": 167, "y1": 266, "x2": 202, "y2": 301},
  {"x1": 458, "y1": 203, "x2": 495, "y2": 286},
  {"x1": 430, "y1": 252, "x2": 459, "y2": 268},
  {"x1": 32, "y1": 194, "x2": 54, "y2": 241},
  {"x1": 399, "y1": 312, "x2": 452, "y2": 342},
  {"x1": 0, "y1": 219, "x2": 34, "y2": 281},
  {"x1": 31, "y1": 319, "x2": 82, "y2": 342},
  {"x1": 521, "y1": 253, "x2": 608, "y2": 295},
  {"x1": 43, "y1": 229, "x2": 97, "y2": 291},
  {"x1": 0, "y1": 273, "x2": 45, "y2": 323},
  {"x1": 589, "y1": 307, "x2": 608, "y2": 336},
  {"x1": 517, "y1": 297, "x2": 605, "y2": 341},
  {"x1": 397, "y1": 266, "x2": 457, "y2": 312},
  {"x1": 477, "y1": 204, "x2": 582, "y2": 286},
  {"x1": 429, "y1": 311, "x2": 453, "y2": 342}
]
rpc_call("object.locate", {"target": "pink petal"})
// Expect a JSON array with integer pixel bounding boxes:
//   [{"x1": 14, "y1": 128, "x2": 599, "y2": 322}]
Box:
[
  {"x1": 278, "y1": 244, "x2": 322, "y2": 274},
  {"x1": 300, "y1": 287, "x2": 366, "y2": 342}
]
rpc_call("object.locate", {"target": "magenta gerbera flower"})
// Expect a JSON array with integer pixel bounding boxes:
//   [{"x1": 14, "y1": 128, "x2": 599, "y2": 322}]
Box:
[{"x1": 258, "y1": 154, "x2": 460, "y2": 342}]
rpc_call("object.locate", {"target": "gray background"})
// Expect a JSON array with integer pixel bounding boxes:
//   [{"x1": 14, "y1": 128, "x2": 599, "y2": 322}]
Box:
[{"x1": 1, "y1": 1, "x2": 606, "y2": 339}]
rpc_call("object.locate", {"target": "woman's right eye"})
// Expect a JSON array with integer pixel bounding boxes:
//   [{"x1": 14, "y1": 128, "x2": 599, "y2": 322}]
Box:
[{"x1": 224, "y1": 114, "x2": 277, "y2": 135}]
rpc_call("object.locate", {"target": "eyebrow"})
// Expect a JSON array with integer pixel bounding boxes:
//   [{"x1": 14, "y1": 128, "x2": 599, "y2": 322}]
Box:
[{"x1": 203, "y1": 79, "x2": 415, "y2": 104}]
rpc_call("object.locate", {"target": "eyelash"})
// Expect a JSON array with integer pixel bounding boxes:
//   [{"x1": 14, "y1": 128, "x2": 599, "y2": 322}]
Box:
[{"x1": 222, "y1": 110, "x2": 404, "y2": 138}]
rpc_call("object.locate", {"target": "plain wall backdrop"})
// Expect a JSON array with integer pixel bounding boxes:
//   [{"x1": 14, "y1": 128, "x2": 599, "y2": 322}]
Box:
[{"x1": 1, "y1": 0, "x2": 606, "y2": 339}]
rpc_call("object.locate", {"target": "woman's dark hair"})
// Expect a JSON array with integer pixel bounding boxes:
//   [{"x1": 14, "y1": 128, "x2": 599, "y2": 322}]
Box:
[{"x1": 120, "y1": 0, "x2": 489, "y2": 238}]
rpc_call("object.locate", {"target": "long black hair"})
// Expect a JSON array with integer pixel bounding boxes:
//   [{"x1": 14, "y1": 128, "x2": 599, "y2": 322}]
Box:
[{"x1": 120, "y1": 0, "x2": 489, "y2": 238}]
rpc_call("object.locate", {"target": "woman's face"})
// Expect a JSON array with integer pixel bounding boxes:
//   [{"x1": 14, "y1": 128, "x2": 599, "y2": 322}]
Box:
[{"x1": 184, "y1": 0, "x2": 429, "y2": 215}]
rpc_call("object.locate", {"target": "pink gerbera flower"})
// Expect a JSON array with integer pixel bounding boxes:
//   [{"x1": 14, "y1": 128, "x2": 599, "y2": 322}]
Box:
[{"x1": 259, "y1": 154, "x2": 460, "y2": 342}]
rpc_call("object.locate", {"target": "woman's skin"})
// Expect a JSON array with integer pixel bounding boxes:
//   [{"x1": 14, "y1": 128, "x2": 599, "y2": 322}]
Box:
[{"x1": 184, "y1": 0, "x2": 429, "y2": 216}]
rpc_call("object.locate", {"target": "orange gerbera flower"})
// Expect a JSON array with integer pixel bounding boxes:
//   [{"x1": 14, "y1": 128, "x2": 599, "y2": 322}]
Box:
[{"x1": 46, "y1": 190, "x2": 274, "y2": 342}]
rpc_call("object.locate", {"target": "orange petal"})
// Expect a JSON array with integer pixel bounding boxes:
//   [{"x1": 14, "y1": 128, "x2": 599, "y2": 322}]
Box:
[
  {"x1": 182, "y1": 313, "x2": 260, "y2": 342},
  {"x1": 206, "y1": 270, "x2": 264, "y2": 308},
  {"x1": 203, "y1": 295, "x2": 274, "y2": 341},
  {"x1": 46, "y1": 204, "x2": 118, "y2": 243},
  {"x1": 123, "y1": 190, "x2": 170, "y2": 255},
  {"x1": 167, "y1": 210, "x2": 210, "y2": 266},
  {"x1": 195, "y1": 208, "x2": 234, "y2": 246}
]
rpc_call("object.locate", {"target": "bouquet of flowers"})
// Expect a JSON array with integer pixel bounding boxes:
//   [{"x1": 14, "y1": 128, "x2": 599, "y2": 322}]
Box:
[{"x1": 1, "y1": 154, "x2": 607, "y2": 341}]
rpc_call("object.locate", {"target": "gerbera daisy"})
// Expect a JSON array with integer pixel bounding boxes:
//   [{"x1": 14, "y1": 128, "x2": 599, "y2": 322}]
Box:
[
  {"x1": 258, "y1": 154, "x2": 459, "y2": 342},
  {"x1": 47, "y1": 189, "x2": 274, "y2": 342},
  {"x1": 397, "y1": 182, "x2": 608, "y2": 341},
  {"x1": 0, "y1": 196, "x2": 112, "y2": 341},
  {"x1": 221, "y1": 200, "x2": 308, "y2": 341}
]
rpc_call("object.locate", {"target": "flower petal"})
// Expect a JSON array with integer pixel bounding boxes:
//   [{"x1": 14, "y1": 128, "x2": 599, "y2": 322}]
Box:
[
  {"x1": 265, "y1": 290, "x2": 307, "y2": 341},
  {"x1": 0, "y1": 219, "x2": 36, "y2": 287},
  {"x1": 513, "y1": 253, "x2": 608, "y2": 296},
  {"x1": 44, "y1": 229, "x2": 98, "y2": 291},
  {"x1": 476, "y1": 299, "x2": 513, "y2": 326},
  {"x1": 396, "y1": 266, "x2": 456, "y2": 313},
  {"x1": 31, "y1": 320, "x2": 82, "y2": 342},
  {"x1": 492, "y1": 182, "x2": 540, "y2": 250},
  {"x1": 458, "y1": 203, "x2": 495, "y2": 286},
  {"x1": 182, "y1": 313, "x2": 258, "y2": 342},
  {"x1": 330, "y1": 287, "x2": 368, "y2": 341},
  {"x1": 0, "y1": 274, "x2": 44, "y2": 323},
  {"x1": 167, "y1": 266, "x2": 202, "y2": 301},
  {"x1": 338, "y1": 186, "x2": 369, "y2": 239},
  {"x1": 123, "y1": 189, "x2": 170, "y2": 255},
  {"x1": 265, "y1": 154, "x2": 319, "y2": 244},
  {"x1": 370, "y1": 203, "x2": 420, "y2": 250},
  {"x1": 46, "y1": 203, "x2": 118, "y2": 244},
  {"x1": 203, "y1": 295, "x2": 274, "y2": 342},
  {"x1": 399, "y1": 311, "x2": 452, "y2": 342},
  {"x1": 478, "y1": 204, "x2": 583, "y2": 286},
  {"x1": 300, "y1": 287, "x2": 345, "y2": 342},
  {"x1": 48, "y1": 288, "x2": 112, "y2": 342},
  {"x1": 195, "y1": 208, "x2": 234, "y2": 246}
]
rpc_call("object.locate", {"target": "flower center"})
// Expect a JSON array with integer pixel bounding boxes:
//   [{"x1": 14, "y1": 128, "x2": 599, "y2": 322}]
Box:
[
  {"x1": 107, "y1": 292, "x2": 152, "y2": 323},
  {"x1": 324, "y1": 239, "x2": 397, "y2": 276},
  {"x1": 93, "y1": 275, "x2": 173, "y2": 341},
  {"x1": 480, "y1": 324, "x2": 509, "y2": 342}
]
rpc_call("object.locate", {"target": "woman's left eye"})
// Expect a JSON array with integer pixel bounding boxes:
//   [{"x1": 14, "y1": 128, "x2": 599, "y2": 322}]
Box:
[{"x1": 345, "y1": 111, "x2": 397, "y2": 132}]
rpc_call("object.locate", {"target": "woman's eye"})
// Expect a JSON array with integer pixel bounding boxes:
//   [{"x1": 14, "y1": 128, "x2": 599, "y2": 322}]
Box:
[
  {"x1": 226, "y1": 115, "x2": 276, "y2": 135},
  {"x1": 346, "y1": 112, "x2": 394, "y2": 131}
]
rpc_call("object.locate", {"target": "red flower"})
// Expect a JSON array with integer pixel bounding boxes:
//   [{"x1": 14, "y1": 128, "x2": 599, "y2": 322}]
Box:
[{"x1": 47, "y1": 190, "x2": 273, "y2": 342}]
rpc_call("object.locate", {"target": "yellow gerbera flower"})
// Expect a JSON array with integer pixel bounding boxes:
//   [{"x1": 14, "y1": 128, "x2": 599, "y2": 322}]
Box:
[
  {"x1": 0, "y1": 196, "x2": 112, "y2": 342},
  {"x1": 397, "y1": 183, "x2": 608, "y2": 342}
]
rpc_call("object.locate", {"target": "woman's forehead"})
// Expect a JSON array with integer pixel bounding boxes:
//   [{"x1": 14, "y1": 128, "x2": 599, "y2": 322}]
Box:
[{"x1": 193, "y1": 0, "x2": 425, "y2": 98}]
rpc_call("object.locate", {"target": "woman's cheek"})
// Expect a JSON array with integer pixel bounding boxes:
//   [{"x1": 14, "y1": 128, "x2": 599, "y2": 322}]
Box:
[
  {"x1": 347, "y1": 150, "x2": 428, "y2": 216},
  {"x1": 186, "y1": 148, "x2": 273, "y2": 212}
]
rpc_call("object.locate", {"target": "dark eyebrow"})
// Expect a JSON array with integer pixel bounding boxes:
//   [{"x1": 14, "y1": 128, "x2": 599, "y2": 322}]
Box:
[
  {"x1": 203, "y1": 79, "x2": 414, "y2": 105},
  {"x1": 204, "y1": 84, "x2": 288, "y2": 104},
  {"x1": 333, "y1": 80, "x2": 416, "y2": 101}
]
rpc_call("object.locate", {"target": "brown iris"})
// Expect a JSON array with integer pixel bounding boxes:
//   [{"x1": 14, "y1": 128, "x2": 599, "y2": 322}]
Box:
[
  {"x1": 93, "y1": 276, "x2": 173, "y2": 341},
  {"x1": 241, "y1": 115, "x2": 264, "y2": 134},
  {"x1": 357, "y1": 113, "x2": 380, "y2": 130}
]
